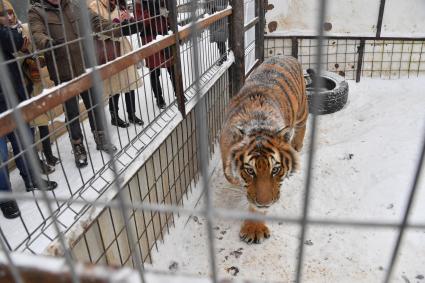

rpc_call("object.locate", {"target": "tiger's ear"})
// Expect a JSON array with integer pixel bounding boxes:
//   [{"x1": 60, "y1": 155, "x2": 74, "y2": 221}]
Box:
[{"x1": 276, "y1": 126, "x2": 293, "y2": 143}]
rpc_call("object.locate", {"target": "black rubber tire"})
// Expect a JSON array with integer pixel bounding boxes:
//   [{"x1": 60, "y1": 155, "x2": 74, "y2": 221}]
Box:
[{"x1": 305, "y1": 70, "x2": 349, "y2": 115}]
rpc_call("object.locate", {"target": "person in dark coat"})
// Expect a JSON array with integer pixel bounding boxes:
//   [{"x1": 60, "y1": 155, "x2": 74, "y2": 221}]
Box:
[
  {"x1": 208, "y1": 0, "x2": 228, "y2": 65},
  {"x1": 0, "y1": 0, "x2": 57, "y2": 219},
  {"x1": 28, "y1": 0, "x2": 144, "y2": 167},
  {"x1": 134, "y1": 0, "x2": 176, "y2": 109}
]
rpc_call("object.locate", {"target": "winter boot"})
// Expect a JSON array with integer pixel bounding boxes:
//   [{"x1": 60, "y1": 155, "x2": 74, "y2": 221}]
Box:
[
  {"x1": 128, "y1": 113, "x2": 144, "y2": 126},
  {"x1": 44, "y1": 152, "x2": 59, "y2": 166},
  {"x1": 71, "y1": 139, "x2": 88, "y2": 168},
  {"x1": 111, "y1": 112, "x2": 129, "y2": 128},
  {"x1": 25, "y1": 178, "x2": 58, "y2": 192},
  {"x1": 156, "y1": 96, "x2": 166, "y2": 109},
  {"x1": 94, "y1": 131, "x2": 117, "y2": 154},
  {"x1": 0, "y1": 201, "x2": 20, "y2": 219},
  {"x1": 39, "y1": 159, "x2": 55, "y2": 174}
]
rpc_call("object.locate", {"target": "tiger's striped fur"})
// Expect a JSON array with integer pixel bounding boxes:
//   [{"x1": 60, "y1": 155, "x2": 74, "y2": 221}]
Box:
[{"x1": 220, "y1": 56, "x2": 308, "y2": 243}]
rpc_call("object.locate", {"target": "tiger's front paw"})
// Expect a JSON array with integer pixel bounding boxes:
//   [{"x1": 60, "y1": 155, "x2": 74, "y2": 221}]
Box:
[{"x1": 239, "y1": 221, "x2": 270, "y2": 244}]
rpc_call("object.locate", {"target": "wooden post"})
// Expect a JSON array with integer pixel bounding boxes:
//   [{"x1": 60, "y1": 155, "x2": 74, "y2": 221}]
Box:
[
  {"x1": 167, "y1": 0, "x2": 186, "y2": 117},
  {"x1": 255, "y1": 0, "x2": 265, "y2": 63},
  {"x1": 229, "y1": 0, "x2": 245, "y2": 97}
]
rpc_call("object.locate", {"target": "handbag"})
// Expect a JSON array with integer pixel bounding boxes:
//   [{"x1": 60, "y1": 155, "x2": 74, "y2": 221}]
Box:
[{"x1": 95, "y1": 38, "x2": 121, "y2": 65}]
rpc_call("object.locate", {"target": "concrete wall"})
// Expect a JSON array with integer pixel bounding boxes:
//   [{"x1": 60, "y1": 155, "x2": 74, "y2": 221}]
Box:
[{"x1": 265, "y1": 0, "x2": 425, "y2": 37}]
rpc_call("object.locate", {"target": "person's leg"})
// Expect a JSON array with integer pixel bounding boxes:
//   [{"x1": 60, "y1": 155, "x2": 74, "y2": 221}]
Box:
[
  {"x1": 109, "y1": 93, "x2": 129, "y2": 128},
  {"x1": 0, "y1": 138, "x2": 20, "y2": 219},
  {"x1": 39, "y1": 125, "x2": 59, "y2": 166},
  {"x1": 7, "y1": 128, "x2": 57, "y2": 191},
  {"x1": 216, "y1": 41, "x2": 227, "y2": 65},
  {"x1": 167, "y1": 66, "x2": 177, "y2": 93},
  {"x1": 150, "y1": 68, "x2": 166, "y2": 109},
  {"x1": 217, "y1": 41, "x2": 226, "y2": 57},
  {"x1": 81, "y1": 89, "x2": 117, "y2": 153},
  {"x1": 125, "y1": 90, "x2": 143, "y2": 125},
  {"x1": 0, "y1": 137, "x2": 12, "y2": 193},
  {"x1": 80, "y1": 89, "x2": 102, "y2": 133},
  {"x1": 63, "y1": 96, "x2": 87, "y2": 168},
  {"x1": 63, "y1": 96, "x2": 83, "y2": 142}
]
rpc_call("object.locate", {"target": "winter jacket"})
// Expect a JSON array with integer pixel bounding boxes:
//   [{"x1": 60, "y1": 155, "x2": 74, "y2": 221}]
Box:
[
  {"x1": 134, "y1": 0, "x2": 173, "y2": 69},
  {"x1": 89, "y1": 0, "x2": 142, "y2": 95},
  {"x1": 20, "y1": 23, "x2": 61, "y2": 126},
  {"x1": 0, "y1": 26, "x2": 26, "y2": 113},
  {"x1": 28, "y1": 0, "x2": 143, "y2": 84}
]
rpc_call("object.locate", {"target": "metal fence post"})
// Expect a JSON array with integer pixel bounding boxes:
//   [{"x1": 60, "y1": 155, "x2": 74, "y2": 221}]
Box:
[
  {"x1": 167, "y1": 0, "x2": 186, "y2": 117},
  {"x1": 376, "y1": 0, "x2": 386, "y2": 38},
  {"x1": 229, "y1": 0, "x2": 245, "y2": 96},
  {"x1": 255, "y1": 0, "x2": 265, "y2": 63},
  {"x1": 291, "y1": 36, "x2": 299, "y2": 58},
  {"x1": 356, "y1": 39, "x2": 365, "y2": 82}
]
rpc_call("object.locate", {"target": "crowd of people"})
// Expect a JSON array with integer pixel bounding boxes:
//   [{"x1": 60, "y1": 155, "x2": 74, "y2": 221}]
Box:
[{"x1": 0, "y1": 0, "x2": 228, "y2": 220}]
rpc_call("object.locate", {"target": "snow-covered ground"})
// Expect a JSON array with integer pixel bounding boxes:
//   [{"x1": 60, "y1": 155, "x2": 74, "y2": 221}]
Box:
[{"x1": 147, "y1": 77, "x2": 425, "y2": 282}]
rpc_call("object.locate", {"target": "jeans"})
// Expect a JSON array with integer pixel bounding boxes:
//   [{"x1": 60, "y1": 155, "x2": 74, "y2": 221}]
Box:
[
  {"x1": 39, "y1": 125, "x2": 53, "y2": 156},
  {"x1": 0, "y1": 127, "x2": 35, "y2": 193},
  {"x1": 63, "y1": 89, "x2": 105, "y2": 142},
  {"x1": 0, "y1": 137, "x2": 11, "y2": 193}
]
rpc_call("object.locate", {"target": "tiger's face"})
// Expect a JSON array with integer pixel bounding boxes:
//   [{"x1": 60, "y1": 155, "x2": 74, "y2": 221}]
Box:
[{"x1": 235, "y1": 134, "x2": 298, "y2": 208}]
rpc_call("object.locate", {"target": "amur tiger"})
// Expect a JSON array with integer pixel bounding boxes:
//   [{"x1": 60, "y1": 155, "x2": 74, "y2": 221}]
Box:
[{"x1": 220, "y1": 56, "x2": 308, "y2": 244}]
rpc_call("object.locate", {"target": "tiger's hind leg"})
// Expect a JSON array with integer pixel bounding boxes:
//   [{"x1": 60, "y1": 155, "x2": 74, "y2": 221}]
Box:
[{"x1": 292, "y1": 124, "x2": 306, "y2": 152}]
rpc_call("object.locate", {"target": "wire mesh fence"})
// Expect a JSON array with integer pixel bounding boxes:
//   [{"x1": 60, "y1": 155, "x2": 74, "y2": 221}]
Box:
[
  {"x1": 265, "y1": 36, "x2": 425, "y2": 80},
  {"x1": 0, "y1": 0, "x2": 424, "y2": 282}
]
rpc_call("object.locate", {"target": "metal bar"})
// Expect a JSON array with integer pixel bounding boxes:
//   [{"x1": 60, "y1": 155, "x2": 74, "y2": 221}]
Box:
[
  {"x1": 75, "y1": 0, "x2": 146, "y2": 281},
  {"x1": 244, "y1": 16, "x2": 259, "y2": 32},
  {"x1": 168, "y1": 0, "x2": 187, "y2": 117},
  {"x1": 356, "y1": 39, "x2": 365, "y2": 82},
  {"x1": 376, "y1": 0, "x2": 386, "y2": 38},
  {"x1": 383, "y1": 126, "x2": 425, "y2": 283},
  {"x1": 2, "y1": 191, "x2": 425, "y2": 230},
  {"x1": 295, "y1": 0, "x2": 328, "y2": 282},
  {"x1": 0, "y1": 7, "x2": 233, "y2": 137},
  {"x1": 291, "y1": 36, "x2": 299, "y2": 58},
  {"x1": 255, "y1": 0, "x2": 265, "y2": 62},
  {"x1": 189, "y1": 0, "x2": 218, "y2": 281},
  {"x1": 229, "y1": 0, "x2": 245, "y2": 96},
  {"x1": 264, "y1": 35, "x2": 425, "y2": 41}
]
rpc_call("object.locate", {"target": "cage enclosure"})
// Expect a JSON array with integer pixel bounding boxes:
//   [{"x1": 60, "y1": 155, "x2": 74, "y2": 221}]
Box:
[{"x1": 0, "y1": 0, "x2": 424, "y2": 283}]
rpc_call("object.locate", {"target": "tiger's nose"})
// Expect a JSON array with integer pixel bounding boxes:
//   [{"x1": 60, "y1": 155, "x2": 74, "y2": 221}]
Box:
[{"x1": 255, "y1": 193, "x2": 273, "y2": 207}]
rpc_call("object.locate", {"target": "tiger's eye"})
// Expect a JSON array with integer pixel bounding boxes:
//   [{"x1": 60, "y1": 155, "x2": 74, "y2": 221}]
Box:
[
  {"x1": 245, "y1": 167, "x2": 255, "y2": 176},
  {"x1": 272, "y1": 166, "x2": 280, "y2": 175}
]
